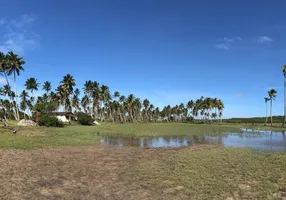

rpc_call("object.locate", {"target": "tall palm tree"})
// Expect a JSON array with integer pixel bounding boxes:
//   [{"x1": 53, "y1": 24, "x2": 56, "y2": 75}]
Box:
[
  {"x1": 25, "y1": 77, "x2": 40, "y2": 102},
  {"x1": 264, "y1": 97, "x2": 270, "y2": 125},
  {"x1": 20, "y1": 90, "x2": 29, "y2": 119},
  {"x1": 42, "y1": 81, "x2": 52, "y2": 94},
  {"x1": 143, "y1": 99, "x2": 150, "y2": 122},
  {"x1": 81, "y1": 95, "x2": 90, "y2": 113},
  {"x1": 59, "y1": 74, "x2": 76, "y2": 112},
  {"x1": 268, "y1": 89, "x2": 277, "y2": 126},
  {"x1": 282, "y1": 64, "x2": 286, "y2": 125},
  {"x1": 5, "y1": 51, "x2": 25, "y2": 120}
]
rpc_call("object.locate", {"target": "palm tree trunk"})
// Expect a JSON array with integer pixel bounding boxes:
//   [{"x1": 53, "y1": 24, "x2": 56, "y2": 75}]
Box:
[
  {"x1": 14, "y1": 72, "x2": 19, "y2": 120},
  {"x1": 270, "y1": 99, "x2": 273, "y2": 126},
  {"x1": 265, "y1": 102, "x2": 268, "y2": 125},
  {"x1": 284, "y1": 77, "x2": 286, "y2": 126},
  {"x1": 4, "y1": 73, "x2": 17, "y2": 120}
]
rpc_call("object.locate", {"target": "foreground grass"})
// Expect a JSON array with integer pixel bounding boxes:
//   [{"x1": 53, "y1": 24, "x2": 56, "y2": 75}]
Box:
[
  {"x1": 132, "y1": 147, "x2": 286, "y2": 200},
  {"x1": 93, "y1": 123, "x2": 242, "y2": 136},
  {"x1": 0, "y1": 126, "x2": 100, "y2": 149}
]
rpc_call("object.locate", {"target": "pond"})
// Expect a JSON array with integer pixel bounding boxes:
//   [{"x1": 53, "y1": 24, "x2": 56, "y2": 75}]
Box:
[{"x1": 100, "y1": 128, "x2": 286, "y2": 151}]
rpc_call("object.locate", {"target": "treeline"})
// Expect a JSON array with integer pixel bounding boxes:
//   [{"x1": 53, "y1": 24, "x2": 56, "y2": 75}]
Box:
[
  {"x1": 223, "y1": 116, "x2": 285, "y2": 124},
  {"x1": 0, "y1": 51, "x2": 225, "y2": 123}
]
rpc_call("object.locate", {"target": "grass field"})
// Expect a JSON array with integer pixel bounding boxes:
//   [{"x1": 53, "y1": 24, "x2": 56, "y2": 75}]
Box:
[
  {"x1": 0, "y1": 126, "x2": 101, "y2": 149},
  {"x1": 93, "y1": 123, "x2": 243, "y2": 136},
  {"x1": 1, "y1": 122, "x2": 286, "y2": 199},
  {"x1": 1, "y1": 122, "x2": 286, "y2": 149},
  {"x1": 132, "y1": 147, "x2": 286, "y2": 199}
]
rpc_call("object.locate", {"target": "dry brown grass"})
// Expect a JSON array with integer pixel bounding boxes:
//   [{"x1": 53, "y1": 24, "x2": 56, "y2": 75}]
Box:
[{"x1": 0, "y1": 144, "x2": 204, "y2": 200}]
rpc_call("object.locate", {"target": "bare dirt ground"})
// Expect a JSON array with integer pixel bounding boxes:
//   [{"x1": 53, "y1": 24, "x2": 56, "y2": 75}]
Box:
[{"x1": 0, "y1": 144, "x2": 205, "y2": 200}]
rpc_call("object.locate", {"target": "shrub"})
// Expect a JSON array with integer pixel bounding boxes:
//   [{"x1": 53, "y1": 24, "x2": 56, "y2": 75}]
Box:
[
  {"x1": 77, "y1": 112, "x2": 94, "y2": 125},
  {"x1": 39, "y1": 115, "x2": 64, "y2": 127}
]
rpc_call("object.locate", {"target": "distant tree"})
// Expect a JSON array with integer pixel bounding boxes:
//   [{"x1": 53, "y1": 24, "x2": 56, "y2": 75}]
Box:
[
  {"x1": 42, "y1": 81, "x2": 52, "y2": 94},
  {"x1": 264, "y1": 97, "x2": 270, "y2": 125},
  {"x1": 268, "y1": 89, "x2": 277, "y2": 126},
  {"x1": 25, "y1": 77, "x2": 40, "y2": 104},
  {"x1": 282, "y1": 64, "x2": 286, "y2": 125}
]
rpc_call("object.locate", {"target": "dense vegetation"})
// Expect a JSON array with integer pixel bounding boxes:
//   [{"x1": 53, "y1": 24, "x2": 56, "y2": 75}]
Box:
[
  {"x1": 224, "y1": 115, "x2": 285, "y2": 124},
  {"x1": 0, "y1": 51, "x2": 225, "y2": 124},
  {"x1": 38, "y1": 115, "x2": 64, "y2": 127}
]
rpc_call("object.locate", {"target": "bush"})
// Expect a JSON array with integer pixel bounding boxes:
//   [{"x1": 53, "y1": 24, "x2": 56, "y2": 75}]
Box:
[
  {"x1": 39, "y1": 115, "x2": 64, "y2": 127},
  {"x1": 77, "y1": 112, "x2": 94, "y2": 125}
]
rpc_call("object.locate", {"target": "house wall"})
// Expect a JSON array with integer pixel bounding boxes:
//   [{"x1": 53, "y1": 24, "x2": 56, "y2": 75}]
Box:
[{"x1": 56, "y1": 115, "x2": 70, "y2": 123}]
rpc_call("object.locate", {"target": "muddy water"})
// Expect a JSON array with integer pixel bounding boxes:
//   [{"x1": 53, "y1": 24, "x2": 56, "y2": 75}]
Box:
[{"x1": 101, "y1": 129, "x2": 286, "y2": 151}]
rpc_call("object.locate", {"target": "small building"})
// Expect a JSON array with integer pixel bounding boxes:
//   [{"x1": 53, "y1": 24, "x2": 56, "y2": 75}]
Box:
[{"x1": 53, "y1": 112, "x2": 75, "y2": 123}]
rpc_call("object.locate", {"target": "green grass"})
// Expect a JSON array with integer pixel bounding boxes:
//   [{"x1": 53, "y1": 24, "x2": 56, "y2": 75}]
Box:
[
  {"x1": 0, "y1": 126, "x2": 100, "y2": 149},
  {"x1": 93, "y1": 123, "x2": 242, "y2": 136},
  {"x1": 132, "y1": 147, "x2": 286, "y2": 200},
  {"x1": 1, "y1": 122, "x2": 284, "y2": 149}
]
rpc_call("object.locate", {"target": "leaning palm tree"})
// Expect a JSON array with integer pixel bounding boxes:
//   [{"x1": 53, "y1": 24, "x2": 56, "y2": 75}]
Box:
[
  {"x1": 282, "y1": 64, "x2": 286, "y2": 125},
  {"x1": 5, "y1": 51, "x2": 25, "y2": 120},
  {"x1": 268, "y1": 89, "x2": 277, "y2": 126},
  {"x1": 264, "y1": 97, "x2": 270, "y2": 125}
]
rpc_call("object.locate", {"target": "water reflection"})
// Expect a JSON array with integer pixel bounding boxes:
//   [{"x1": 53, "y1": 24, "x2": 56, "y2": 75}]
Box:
[{"x1": 101, "y1": 129, "x2": 286, "y2": 151}]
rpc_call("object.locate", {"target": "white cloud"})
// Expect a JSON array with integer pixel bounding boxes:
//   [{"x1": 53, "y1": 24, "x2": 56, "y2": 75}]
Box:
[
  {"x1": 234, "y1": 93, "x2": 243, "y2": 98},
  {"x1": 256, "y1": 36, "x2": 273, "y2": 44},
  {"x1": 215, "y1": 43, "x2": 230, "y2": 50},
  {"x1": 215, "y1": 36, "x2": 242, "y2": 50},
  {"x1": 0, "y1": 14, "x2": 39, "y2": 55}
]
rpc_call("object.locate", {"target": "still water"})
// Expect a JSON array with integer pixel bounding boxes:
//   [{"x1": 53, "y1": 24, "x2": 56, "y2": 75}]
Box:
[{"x1": 100, "y1": 128, "x2": 286, "y2": 151}]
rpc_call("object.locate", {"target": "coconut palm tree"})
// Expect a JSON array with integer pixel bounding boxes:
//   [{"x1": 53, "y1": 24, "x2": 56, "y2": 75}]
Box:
[
  {"x1": 264, "y1": 97, "x2": 270, "y2": 125},
  {"x1": 59, "y1": 74, "x2": 76, "y2": 112},
  {"x1": 282, "y1": 64, "x2": 286, "y2": 125},
  {"x1": 20, "y1": 90, "x2": 30, "y2": 119},
  {"x1": 42, "y1": 81, "x2": 52, "y2": 94},
  {"x1": 5, "y1": 51, "x2": 25, "y2": 120},
  {"x1": 268, "y1": 89, "x2": 277, "y2": 126},
  {"x1": 25, "y1": 77, "x2": 40, "y2": 102}
]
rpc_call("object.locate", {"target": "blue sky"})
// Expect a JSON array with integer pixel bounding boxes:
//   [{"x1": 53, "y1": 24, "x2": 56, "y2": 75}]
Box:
[{"x1": 0, "y1": 0, "x2": 285, "y2": 118}]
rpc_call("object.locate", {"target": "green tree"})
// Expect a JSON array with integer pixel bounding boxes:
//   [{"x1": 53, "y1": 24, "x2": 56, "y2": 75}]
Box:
[
  {"x1": 264, "y1": 97, "x2": 270, "y2": 125},
  {"x1": 20, "y1": 90, "x2": 30, "y2": 119},
  {"x1": 268, "y1": 89, "x2": 277, "y2": 126},
  {"x1": 42, "y1": 81, "x2": 52, "y2": 94},
  {"x1": 25, "y1": 77, "x2": 40, "y2": 103},
  {"x1": 282, "y1": 64, "x2": 286, "y2": 125},
  {"x1": 3, "y1": 51, "x2": 25, "y2": 120},
  {"x1": 59, "y1": 74, "x2": 76, "y2": 112}
]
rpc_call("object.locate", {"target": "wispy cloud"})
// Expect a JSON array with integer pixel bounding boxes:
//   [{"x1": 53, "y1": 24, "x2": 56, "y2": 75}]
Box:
[
  {"x1": 215, "y1": 36, "x2": 242, "y2": 50},
  {"x1": 234, "y1": 92, "x2": 243, "y2": 98},
  {"x1": 256, "y1": 36, "x2": 273, "y2": 44},
  {"x1": 0, "y1": 19, "x2": 5, "y2": 26},
  {"x1": 0, "y1": 14, "x2": 39, "y2": 55}
]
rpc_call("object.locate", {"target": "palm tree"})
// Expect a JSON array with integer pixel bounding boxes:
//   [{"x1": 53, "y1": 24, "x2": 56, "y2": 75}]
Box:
[
  {"x1": 20, "y1": 90, "x2": 29, "y2": 119},
  {"x1": 59, "y1": 74, "x2": 76, "y2": 112},
  {"x1": 282, "y1": 64, "x2": 286, "y2": 125},
  {"x1": 25, "y1": 77, "x2": 40, "y2": 103},
  {"x1": 5, "y1": 51, "x2": 25, "y2": 120},
  {"x1": 42, "y1": 81, "x2": 52, "y2": 94},
  {"x1": 264, "y1": 97, "x2": 270, "y2": 125},
  {"x1": 143, "y1": 99, "x2": 150, "y2": 122},
  {"x1": 268, "y1": 89, "x2": 277, "y2": 126}
]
